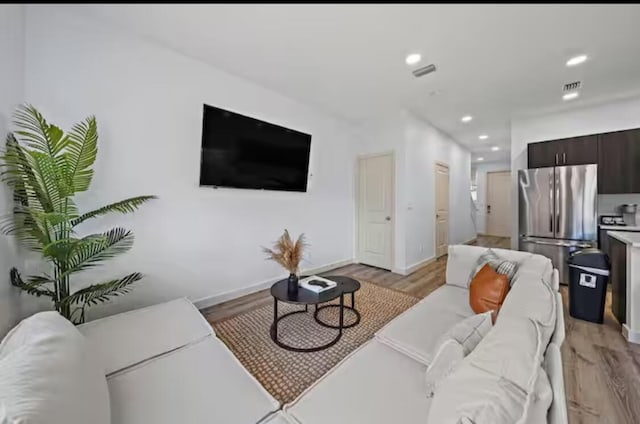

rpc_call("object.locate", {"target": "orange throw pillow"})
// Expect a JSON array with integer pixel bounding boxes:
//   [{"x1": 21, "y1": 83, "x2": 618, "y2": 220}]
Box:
[{"x1": 469, "y1": 263, "x2": 510, "y2": 314}]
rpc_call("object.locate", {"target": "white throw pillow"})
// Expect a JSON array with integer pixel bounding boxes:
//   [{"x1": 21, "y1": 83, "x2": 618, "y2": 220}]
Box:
[
  {"x1": 425, "y1": 311, "x2": 493, "y2": 397},
  {"x1": 0, "y1": 312, "x2": 110, "y2": 424}
]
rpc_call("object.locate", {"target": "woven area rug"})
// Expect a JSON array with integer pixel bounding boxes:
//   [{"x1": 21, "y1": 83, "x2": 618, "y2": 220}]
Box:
[{"x1": 213, "y1": 281, "x2": 419, "y2": 404}]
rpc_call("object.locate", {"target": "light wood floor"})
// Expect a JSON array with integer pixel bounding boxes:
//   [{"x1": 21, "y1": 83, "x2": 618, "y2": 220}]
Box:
[{"x1": 202, "y1": 235, "x2": 640, "y2": 424}]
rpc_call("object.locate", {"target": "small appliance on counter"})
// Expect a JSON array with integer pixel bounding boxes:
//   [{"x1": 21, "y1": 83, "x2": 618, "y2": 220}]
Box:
[
  {"x1": 621, "y1": 203, "x2": 639, "y2": 226},
  {"x1": 599, "y1": 213, "x2": 640, "y2": 257},
  {"x1": 600, "y1": 214, "x2": 626, "y2": 226}
]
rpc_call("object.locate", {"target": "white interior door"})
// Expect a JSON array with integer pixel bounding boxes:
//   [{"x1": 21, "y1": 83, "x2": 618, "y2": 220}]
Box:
[
  {"x1": 357, "y1": 153, "x2": 393, "y2": 270},
  {"x1": 486, "y1": 171, "x2": 512, "y2": 237},
  {"x1": 435, "y1": 163, "x2": 450, "y2": 258}
]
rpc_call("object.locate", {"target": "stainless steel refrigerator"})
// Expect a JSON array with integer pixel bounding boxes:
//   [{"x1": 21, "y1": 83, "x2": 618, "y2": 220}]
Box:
[{"x1": 518, "y1": 164, "x2": 598, "y2": 284}]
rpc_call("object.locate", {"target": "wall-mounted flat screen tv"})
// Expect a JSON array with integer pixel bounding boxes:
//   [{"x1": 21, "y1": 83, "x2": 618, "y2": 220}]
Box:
[{"x1": 199, "y1": 104, "x2": 312, "y2": 192}]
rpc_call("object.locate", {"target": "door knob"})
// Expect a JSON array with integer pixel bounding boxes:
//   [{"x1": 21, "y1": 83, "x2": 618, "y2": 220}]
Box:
[{"x1": 385, "y1": 216, "x2": 391, "y2": 221}]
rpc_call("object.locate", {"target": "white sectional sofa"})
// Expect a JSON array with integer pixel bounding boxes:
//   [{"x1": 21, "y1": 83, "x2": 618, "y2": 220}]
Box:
[
  {"x1": 282, "y1": 245, "x2": 568, "y2": 424},
  {"x1": 1, "y1": 244, "x2": 566, "y2": 424},
  {"x1": 78, "y1": 297, "x2": 279, "y2": 424}
]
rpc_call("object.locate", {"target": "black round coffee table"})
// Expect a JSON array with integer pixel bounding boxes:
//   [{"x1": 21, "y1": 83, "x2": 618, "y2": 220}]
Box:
[
  {"x1": 270, "y1": 276, "x2": 355, "y2": 352},
  {"x1": 314, "y1": 276, "x2": 361, "y2": 329}
]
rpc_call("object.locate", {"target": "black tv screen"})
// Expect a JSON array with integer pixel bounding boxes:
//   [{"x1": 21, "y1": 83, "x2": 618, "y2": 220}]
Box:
[{"x1": 199, "y1": 104, "x2": 311, "y2": 192}]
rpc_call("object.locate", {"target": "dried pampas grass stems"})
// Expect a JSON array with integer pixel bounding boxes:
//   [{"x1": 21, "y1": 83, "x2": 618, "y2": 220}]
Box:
[{"x1": 263, "y1": 229, "x2": 307, "y2": 275}]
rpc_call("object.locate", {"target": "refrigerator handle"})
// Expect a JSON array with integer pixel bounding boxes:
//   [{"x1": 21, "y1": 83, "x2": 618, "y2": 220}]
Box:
[
  {"x1": 556, "y1": 173, "x2": 561, "y2": 232},
  {"x1": 549, "y1": 172, "x2": 554, "y2": 233}
]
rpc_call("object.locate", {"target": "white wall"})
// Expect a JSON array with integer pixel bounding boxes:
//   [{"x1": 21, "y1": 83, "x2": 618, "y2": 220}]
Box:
[
  {"x1": 352, "y1": 111, "x2": 475, "y2": 273},
  {"x1": 23, "y1": 7, "x2": 356, "y2": 319},
  {"x1": 403, "y1": 113, "x2": 475, "y2": 270},
  {"x1": 472, "y1": 161, "x2": 510, "y2": 234},
  {"x1": 511, "y1": 96, "x2": 640, "y2": 247},
  {"x1": 0, "y1": 5, "x2": 33, "y2": 335}
]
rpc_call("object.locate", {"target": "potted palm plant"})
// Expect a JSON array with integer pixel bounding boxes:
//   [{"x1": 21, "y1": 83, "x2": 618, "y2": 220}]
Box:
[{"x1": 1, "y1": 105, "x2": 156, "y2": 323}]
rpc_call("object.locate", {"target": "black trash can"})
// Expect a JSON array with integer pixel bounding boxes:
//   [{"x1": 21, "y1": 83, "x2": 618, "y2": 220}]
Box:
[{"x1": 567, "y1": 248, "x2": 610, "y2": 323}]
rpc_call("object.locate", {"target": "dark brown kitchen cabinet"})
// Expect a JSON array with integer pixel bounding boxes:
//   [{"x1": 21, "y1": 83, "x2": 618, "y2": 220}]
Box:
[
  {"x1": 610, "y1": 235, "x2": 627, "y2": 325},
  {"x1": 527, "y1": 135, "x2": 598, "y2": 168},
  {"x1": 560, "y1": 135, "x2": 599, "y2": 166},
  {"x1": 598, "y1": 128, "x2": 640, "y2": 194},
  {"x1": 528, "y1": 140, "x2": 559, "y2": 168}
]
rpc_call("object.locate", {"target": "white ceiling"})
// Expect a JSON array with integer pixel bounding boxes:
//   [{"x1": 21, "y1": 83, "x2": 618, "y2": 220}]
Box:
[{"x1": 60, "y1": 4, "x2": 640, "y2": 163}]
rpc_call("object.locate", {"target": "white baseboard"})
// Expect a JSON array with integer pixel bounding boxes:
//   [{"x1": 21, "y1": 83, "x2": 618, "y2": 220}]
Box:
[
  {"x1": 193, "y1": 258, "x2": 354, "y2": 310},
  {"x1": 399, "y1": 256, "x2": 436, "y2": 275},
  {"x1": 622, "y1": 324, "x2": 640, "y2": 344}
]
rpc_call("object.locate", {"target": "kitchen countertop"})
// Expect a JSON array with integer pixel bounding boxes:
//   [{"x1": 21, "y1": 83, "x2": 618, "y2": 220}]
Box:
[
  {"x1": 600, "y1": 224, "x2": 640, "y2": 231},
  {"x1": 608, "y1": 231, "x2": 640, "y2": 247}
]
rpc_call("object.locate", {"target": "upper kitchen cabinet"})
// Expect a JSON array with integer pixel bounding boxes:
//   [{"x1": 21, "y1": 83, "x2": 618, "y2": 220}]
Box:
[
  {"x1": 528, "y1": 140, "x2": 559, "y2": 168},
  {"x1": 528, "y1": 135, "x2": 598, "y2": 168},
  {"x1": 598, "y1": 128, "x2": 640, "y2": 194}
]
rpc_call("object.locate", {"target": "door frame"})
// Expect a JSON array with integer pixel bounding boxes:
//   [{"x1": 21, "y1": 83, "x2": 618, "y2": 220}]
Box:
[
  {"x1": 434, "y1": 161, "x2": 450, "y2": 258},
  {"x1": 355, "y1": 150, "x2": 396, "y2": 270},
  {"x1": 485, "y1": 170, "x2": 511, "y2": 237}
]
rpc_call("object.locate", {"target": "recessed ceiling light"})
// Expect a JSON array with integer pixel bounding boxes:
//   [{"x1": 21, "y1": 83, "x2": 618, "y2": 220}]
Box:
[
  {"x1": 461, "y1": 115, "x2": 473, "y2": 123},
  {"x1": 566, "y1": 54, "x2": 588, "y2": 67},
  {"x1": 563, "y1": 92, "x2": 579, "y2": 101},
  {"x1": 477, "y1": 157, "x2": 484, "y2": 161},
  {"x1": 491, "y1": 146, "x2": 500, "y2": 151},
  {"x1": 405, "y1": 53, "x2": 422, "y2": 65},
  {"x1": 479, "y1": 134, "x2": 489, "y2": 140}
]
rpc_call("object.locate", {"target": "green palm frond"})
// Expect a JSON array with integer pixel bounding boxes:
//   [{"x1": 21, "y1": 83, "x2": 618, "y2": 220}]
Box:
[
  {"x1": 63, "y1": 228, "x2": 134, "y2": 276},
  {"x1": 13, "y1": 105, "x2": 69, "y2": 157},
  {"x1": 42, "y1": 237, "x2": 78, "y2": 263},
  {"x1": 65, "y1": 116, "x2": 97, "y2": 193},
  {"x1": 2, "y1": 134, "x2": 53, "y2": 213},
  {"x1": 9, "y1": 268, "x2": 56, "y2": 298},
  {"x1": 71, "y1": 195, "x2": 156, "y2": 227},
  {"x1": 14, "y1": 105, "x2": 72, "y2": 201},
  {"x1": 61, "y1": 272, "x2": 143, "y2": 308},
  {"x1": 0, "y1": 209, "x2": 51, "y2": 250}
]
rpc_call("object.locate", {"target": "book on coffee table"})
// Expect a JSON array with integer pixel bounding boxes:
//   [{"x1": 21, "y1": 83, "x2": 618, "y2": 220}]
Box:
[{"x1": 299, "y1": 276, "x2": 338, "y2": 293}]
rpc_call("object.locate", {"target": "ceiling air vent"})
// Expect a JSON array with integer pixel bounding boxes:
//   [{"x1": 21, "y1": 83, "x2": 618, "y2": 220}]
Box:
[
  {"x1": 563, "y1": 81, "x2": 581, "y2": 92},
  {"x1": 413, "y1": 64, "x2": 437, "y2": 78}
]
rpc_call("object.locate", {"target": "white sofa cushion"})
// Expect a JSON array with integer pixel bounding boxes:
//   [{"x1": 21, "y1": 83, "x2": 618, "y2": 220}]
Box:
[
  {"x1": 285, "y1": 340, "x2": 431, "y2": 424},
  {"x1": 425, "y1": 311, "x2": 493, "y2": 396},
  {"x1": 544, "y1": 343, "x2": 568, "y2": 424},
  {"x1": 523, "y1": 366, "x2": 553, "y2": 424},
  {"x1": 499, "y1": 273, "x2": 557, "y2": 348},
  {"x1": 428, "y1": 317, "x2": 551, "y2": 423},
  {"x1": 516, "y1": 254, "x2": 554, "y2": 286},
  {"x1": 447, "y1": 245, "x2": 537, "y2": 289},
  {"x1": 468, "y1": 317, "x2": 543, "y2": 391},
  {"x1": 551, "y1": 292, "x2": 565, "y2": 346},
  {"x1": 427, "y1": 364, "x2": 527, "y2": 423},
  {"x1": 107, "y1": 336, "x2": 278, "y2": 424},
  {"x1": 79, "y1": 298, "x2": 213, "y2": 375},
  {"x1": 446, "y1": 245, "x2": 487, "y2": 288},
  {"x1": 376, "y1": 285, "x2": 473, "y2": 364},
  {"x1": 0, "y1": 312, "x2": 110, "y2": 424}
]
